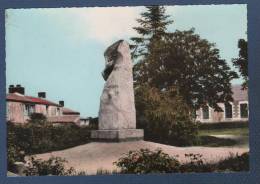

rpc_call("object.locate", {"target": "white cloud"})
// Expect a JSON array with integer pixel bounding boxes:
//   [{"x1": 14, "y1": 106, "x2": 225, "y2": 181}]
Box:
[{"x1": 48, "y1": 7, "x2": 143, "y2": 45}]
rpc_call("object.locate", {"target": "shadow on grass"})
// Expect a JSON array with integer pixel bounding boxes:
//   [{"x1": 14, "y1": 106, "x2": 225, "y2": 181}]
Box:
[
  {"x1": 143, "y1": 135, "x2": 238, "y2": 147},
  {"x1": 197, "y1": 135, "x2": 237, "y2": 147}
]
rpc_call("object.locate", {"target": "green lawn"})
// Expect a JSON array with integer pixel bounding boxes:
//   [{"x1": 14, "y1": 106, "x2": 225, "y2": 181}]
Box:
[
  {"x1": 197, "y1": 127, "x2": 249, "y2": 147},
  {"x1": 199, "y1": 127, "x2": 249, "y2": 137}
]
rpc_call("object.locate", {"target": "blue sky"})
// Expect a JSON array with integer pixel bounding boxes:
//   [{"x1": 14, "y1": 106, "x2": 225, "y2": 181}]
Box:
[{"x1": 5, "y1": 5, "x2": 247, "y2": 117}]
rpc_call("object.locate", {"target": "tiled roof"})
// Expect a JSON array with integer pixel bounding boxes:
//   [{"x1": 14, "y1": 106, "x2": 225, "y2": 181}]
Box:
[
  {"x1": 6, "y1": 93, "x2": 60, "y2": 106},
  {"x1": 232, "y1": 85, "x2": 248, "y2": 101},
  {"x1": 48, "y1": 115, "x2": 80, "y2": 123},
  {"x1": 62, "y1": 107, "x2": 80, "y2": 115},
  {"x1": 6, "y1": 93, "x2": 32, "y2": 103},
  {"x1": 27, "y1": 96, "x2": 60, "y2": 106}
]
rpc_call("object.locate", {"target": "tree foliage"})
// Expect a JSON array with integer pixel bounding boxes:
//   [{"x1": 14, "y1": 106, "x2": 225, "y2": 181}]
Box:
[
  {"x1": 29, "y1": 113, "x2": 48, "y2": 125},
  {"x1": 135, "y1": 84, "x2": 199, "y2": 146},
  {"x1": 131, "y1": 6, "x2": 238, "y2": 146},
  {"x1": 131, "y1": 6, "x2": 173, "y2": 59},
  {"x1": 232, "y1": 39, "x2": 248, "y2": 88},
  {"x1": 134, "y1": 29, "x2": 238, "y2": 111}
]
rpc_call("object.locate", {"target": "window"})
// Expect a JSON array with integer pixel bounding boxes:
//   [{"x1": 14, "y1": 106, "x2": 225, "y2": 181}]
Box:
[
  {"x1": 202, "y1": 106, "x2": 209, "y2": 119},
  {"x1": 240, "y1": 103, "x2": 248, "y2": 118},
  {"x1": 56, "y1": 108, "x2": 60, "y2": 116},
  {"x1": 24, "y1": 104, "x2": 35, "y2": 116},
  {"x1": 46, "y1": 106, "x2": 49, "y2": 115},
  {"x1": 24, "y1": 105, "x2": 29, "y2": 116},
  {"x1": 225, "y1": 103, "x2": 233, "y2": 119}
]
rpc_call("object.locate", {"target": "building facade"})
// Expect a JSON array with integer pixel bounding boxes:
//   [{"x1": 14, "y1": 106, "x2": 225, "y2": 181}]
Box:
[
  {"x1": 6, "y1": 85, "x2": 81, "y2": 125},
  {"x1": 196, "y1": 85, "x2": 249, "y2": 123}
]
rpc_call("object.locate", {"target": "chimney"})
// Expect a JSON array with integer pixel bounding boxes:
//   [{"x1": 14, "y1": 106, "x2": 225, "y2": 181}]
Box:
[
  {"x1": 38, "y1": 92, "x2": 46, "y2": 98},
  {"x1": 9, "y1": 84, "x2": 25, "y2": 95},
  {"x1": 8, "y1": 85, "x2": 14, "y2": 93},
  {"x1": 59, "y1": 101, "x2": 64, "y2": 107}
]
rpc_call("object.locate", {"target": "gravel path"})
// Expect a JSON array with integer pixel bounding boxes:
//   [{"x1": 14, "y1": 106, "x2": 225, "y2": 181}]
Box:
[{"x1": 35, "y1": 141, "x2": 248, "y2": 175}]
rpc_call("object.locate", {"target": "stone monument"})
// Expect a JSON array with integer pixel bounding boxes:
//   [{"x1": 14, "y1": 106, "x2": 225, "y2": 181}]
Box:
[{"x1": 91, "y1": 40, "x2": 143, "y2": 141}]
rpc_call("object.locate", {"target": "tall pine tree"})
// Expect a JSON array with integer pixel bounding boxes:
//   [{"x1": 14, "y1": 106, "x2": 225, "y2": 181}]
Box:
[
  {"x1": 131, "y1": 6, "x2": 173, "y2": 59},
  {"x1": 131, "y1": 6, "x2": 174, "y2": 90}
]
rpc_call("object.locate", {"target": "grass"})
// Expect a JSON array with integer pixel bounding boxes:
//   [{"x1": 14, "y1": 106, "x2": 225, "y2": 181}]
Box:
[
  {"x1": 142, "y1": 123, "x2": 249, "y2": 147},
  {"x1": 198, "y1": 136, "x2": 237, "y2": 147},
  {"x1": 198, "y1": 121, "x2": 248, "y2": 130},
  {"x1": 197, "y1": 126, "x2": 249, "y2": 147},
  {"x1": 198, "y1": 127, "x2": 249, "y2": 136}
]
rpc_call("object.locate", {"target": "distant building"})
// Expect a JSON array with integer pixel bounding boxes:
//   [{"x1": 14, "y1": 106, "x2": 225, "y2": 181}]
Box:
[
  {"x1": 79, "y1": 118, "x2": 90, "y2": 127},
  {"x1": 49, "y1": 105, "x2": 81, "y2": 126},
  {"x1": 6, "y1": 84, "x2": 81, "y2": 126},
  {"x1": 196, "y1": 85, "x2": 249, "y2": 123}
]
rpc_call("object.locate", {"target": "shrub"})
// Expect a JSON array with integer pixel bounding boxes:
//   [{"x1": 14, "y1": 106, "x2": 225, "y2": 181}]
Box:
[
  {"x1": 89, "y1": 117, "x2": 98, "y2": 129},
  {"x1": 180, "y1": 153, "x2": 215, "y2": 173},
  {"x1": 29, "y1": 113, "x2": 47, "y2": 125},
  {"x1": 217, "y1": 152, "x2": 249, "y2": 172},
  {"x1": 7, "y1": 122, "x2": 26, "y2": 171},
  {"x1": 114, "y1": 148, "x2": 249, "y2": 174},
  {"x1": 25, "y1": 156, "x2": 76, "y2": 176},
  {"x1": 7, "y1": 143, "x2": 25, "y2": 172},
  {"x1": 114, "y1": 149, "x2": 180, "y2": 174},
  {"x1": 7, "y1": 121, "x2": 93, "y2": 172},
  {"x1": 7, "y1": 122, "x2": 92, "y2": 155},
  {"x1": 180, "y1": 152, "x2": 249, "y2": 173},
  {"x1": 135, "y1": 85, "x2": 199, "y2": 146}
]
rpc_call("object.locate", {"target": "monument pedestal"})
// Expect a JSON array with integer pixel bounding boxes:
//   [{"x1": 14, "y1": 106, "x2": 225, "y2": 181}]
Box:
[{"x1": 91, "y1": 129, "x2": 144, "y2": 142}]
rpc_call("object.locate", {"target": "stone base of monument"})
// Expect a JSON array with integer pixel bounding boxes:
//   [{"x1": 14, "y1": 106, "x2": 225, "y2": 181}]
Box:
[{"x1": 91, "y1": 129, "x2": 144, "y2": 142}]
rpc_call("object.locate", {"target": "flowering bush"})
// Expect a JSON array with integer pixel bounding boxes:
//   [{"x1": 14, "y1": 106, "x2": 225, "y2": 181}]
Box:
[
  {"x1": 25, "y1": 156, "x2": 76, "y2": 176},
  {"x1": 114, "y1": 149, "x2": 180, "y2": 174},
  {"x1": 114, "y1": 148, "x2": 249, "y2": 174}
]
